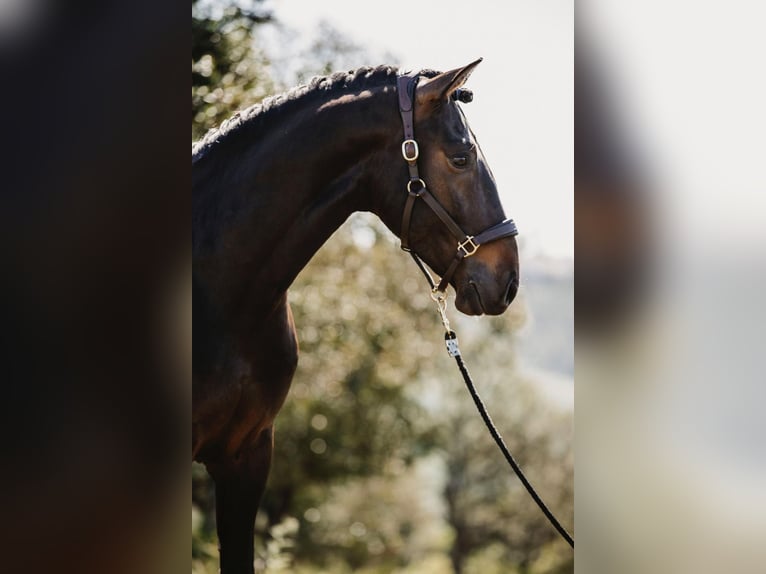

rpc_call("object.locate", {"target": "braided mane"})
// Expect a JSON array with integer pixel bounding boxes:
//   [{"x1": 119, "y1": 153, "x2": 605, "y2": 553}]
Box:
[{"x1": 192, "y1": 65, "x2": 442, "y2": 164}]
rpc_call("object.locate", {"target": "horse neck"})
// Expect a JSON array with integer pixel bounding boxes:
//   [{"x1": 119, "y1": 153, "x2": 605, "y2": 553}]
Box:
[{"x1": 194, "y1": 85, "x2": 398, "y2": 323}]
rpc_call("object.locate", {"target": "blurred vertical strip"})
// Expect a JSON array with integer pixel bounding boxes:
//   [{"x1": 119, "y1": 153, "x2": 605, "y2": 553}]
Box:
[
  {"x1": 576, "y1": 2, "x2": 766, "y2": 573},
  {"x1": 0, "y1": 1, "x2": 188, "y2": 573},
  {"x1": 574, "y1": 38, "x2": 652, "y2": 333}
]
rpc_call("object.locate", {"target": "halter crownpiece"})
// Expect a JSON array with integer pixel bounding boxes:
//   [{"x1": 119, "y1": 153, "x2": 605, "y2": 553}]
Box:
[{"x1": 396, "y1": 71, "x2": 518, "y2": 294}]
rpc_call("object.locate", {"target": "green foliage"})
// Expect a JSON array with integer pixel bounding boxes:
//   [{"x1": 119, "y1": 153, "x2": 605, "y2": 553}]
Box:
[
  {"x1": 425, "y1": 302, "x2": 572, "y2": 574},
  {"x1": 192, "y1": 0, "x2": 275, "y2": 140},
  {"x1": 263, "y1": 218, "x2": 445, "y2": 570}
]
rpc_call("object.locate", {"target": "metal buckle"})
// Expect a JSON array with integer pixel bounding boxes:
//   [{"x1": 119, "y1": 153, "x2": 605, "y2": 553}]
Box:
[
  {"x1": 401, "y1": 139, "x2": 419, "y2": 161},
  {"x1": 407, "y1": 178, "x2": 426, "y2": 196},
  {"x1": 457, "y1": 236, "x2": 479, "y2": 257},
  {"x1": 430, "y1": 288, "x2": 451, "y2": 332}
]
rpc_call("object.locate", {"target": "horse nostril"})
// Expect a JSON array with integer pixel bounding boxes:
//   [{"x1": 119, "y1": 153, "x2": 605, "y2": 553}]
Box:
[{"x1": 504, "y1": 272, "x2": 519, "y2": 305}]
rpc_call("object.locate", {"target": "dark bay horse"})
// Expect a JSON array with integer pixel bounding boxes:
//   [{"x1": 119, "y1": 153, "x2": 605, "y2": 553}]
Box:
[{"x1": 192, "y1": 60, "x2": 519, "y2": 573}]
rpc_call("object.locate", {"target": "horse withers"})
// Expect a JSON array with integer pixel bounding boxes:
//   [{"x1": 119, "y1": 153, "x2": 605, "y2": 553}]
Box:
[{"x1": 192, "y1": 59, "x2": 519, "y2": 573}]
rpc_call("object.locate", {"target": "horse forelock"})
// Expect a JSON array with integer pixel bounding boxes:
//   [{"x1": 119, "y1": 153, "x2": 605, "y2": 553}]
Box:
[{"x1": 191, "y1": 65, "x2": 445, "y2": 164}]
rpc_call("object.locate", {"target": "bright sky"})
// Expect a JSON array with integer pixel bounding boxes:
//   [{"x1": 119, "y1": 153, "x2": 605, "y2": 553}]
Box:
[{"x1": 269, "y1": 0, "x2": 573, "y2": 260}]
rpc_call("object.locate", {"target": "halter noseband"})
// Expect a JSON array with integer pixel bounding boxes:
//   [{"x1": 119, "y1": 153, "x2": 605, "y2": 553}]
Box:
[{"x1": 396, "y1": 71, "x2": 519, "y2": 295}]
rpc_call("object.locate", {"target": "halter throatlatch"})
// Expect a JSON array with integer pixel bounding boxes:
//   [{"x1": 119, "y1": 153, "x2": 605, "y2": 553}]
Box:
[{"x1": 396, "y1": 71, "x2": 519, "y2": 298}]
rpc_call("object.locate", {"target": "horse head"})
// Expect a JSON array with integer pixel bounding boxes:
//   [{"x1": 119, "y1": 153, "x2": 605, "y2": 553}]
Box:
[{"x1": 376, "y1": 59, "x2": 520, "y2": 316}]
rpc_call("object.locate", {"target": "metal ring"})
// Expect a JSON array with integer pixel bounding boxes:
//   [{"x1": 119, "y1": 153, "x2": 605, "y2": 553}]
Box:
[
  {"x1": 407, "y1": 178, "x2": 426, "y2": 196},
  {"x1": 401, "y1": 139, "x2": 419, "y2": 161},
  {"x1": 430, "y1": 288, "x2": 447, "y2": 303}
]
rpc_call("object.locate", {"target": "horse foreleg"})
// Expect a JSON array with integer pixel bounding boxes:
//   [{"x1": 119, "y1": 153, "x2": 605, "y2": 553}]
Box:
[{"x1": 208, "y1": 426, "x2": 274, "y2": 574}]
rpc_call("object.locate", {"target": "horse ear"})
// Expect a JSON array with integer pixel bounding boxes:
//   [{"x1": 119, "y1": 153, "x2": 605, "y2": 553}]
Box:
[{"x1": 416, "y1": 58, "x2": 483, "y2": 106}]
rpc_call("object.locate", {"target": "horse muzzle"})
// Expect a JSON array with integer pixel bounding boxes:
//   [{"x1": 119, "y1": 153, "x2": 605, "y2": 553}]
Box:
[{"x1": 455, "y1": 269, "x2": 519, "y2": 317}]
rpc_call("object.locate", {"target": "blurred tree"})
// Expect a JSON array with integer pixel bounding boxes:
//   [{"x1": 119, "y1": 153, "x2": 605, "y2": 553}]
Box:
[
  {"x1": 292, "y1": 21, "x2": 397, "y2": 84},
  {"x1": 261, "y1": 217, "x2": 445, "y2": 571},
  {"x1": 192, "y1": 0, "x2": 275, "y2": 140},
  {"x1": 256, "y1": 216, "x2": 573, "y2": 574},
  {"x1": 434, "y1": 313, "x2": 574, "y2": 574}
]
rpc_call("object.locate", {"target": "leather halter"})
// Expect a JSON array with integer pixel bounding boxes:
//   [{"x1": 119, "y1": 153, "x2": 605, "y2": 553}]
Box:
[{"x1": 396, "y1": 71, "x2": 519, "y2": 294}]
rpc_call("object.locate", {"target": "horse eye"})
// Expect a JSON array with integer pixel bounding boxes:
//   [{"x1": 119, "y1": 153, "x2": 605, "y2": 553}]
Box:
[{"x1": 451, "y1": 155, "x2": 468, "y2": 168}]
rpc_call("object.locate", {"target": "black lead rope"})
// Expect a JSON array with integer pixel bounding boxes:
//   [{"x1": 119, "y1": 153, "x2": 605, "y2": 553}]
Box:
[
  {"x1": 444, "y1": 330, "x2": 575, "y2": 548},
  {"x1": 409, "y1": 253, "x2": 574, "y2": 548}
]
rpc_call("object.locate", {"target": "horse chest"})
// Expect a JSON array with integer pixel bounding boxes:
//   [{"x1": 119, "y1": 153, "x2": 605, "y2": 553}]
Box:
[{"x1": 193, "y1": 298, "x2": 298, "y2": 461}]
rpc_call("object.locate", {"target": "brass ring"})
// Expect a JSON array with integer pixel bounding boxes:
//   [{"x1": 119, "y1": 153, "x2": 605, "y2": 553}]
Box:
[{"x1": 407, "y1": 178, "x2": 426, "y2": 196}]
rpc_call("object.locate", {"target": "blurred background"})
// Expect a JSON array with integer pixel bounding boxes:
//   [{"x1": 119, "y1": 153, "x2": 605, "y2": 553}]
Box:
[
  {"x1": 576, "y1": 1, "x2": 766, "y2": 573},
  {"x1": 192, "y1": 1, "x2": 573, "y2": 572}
]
